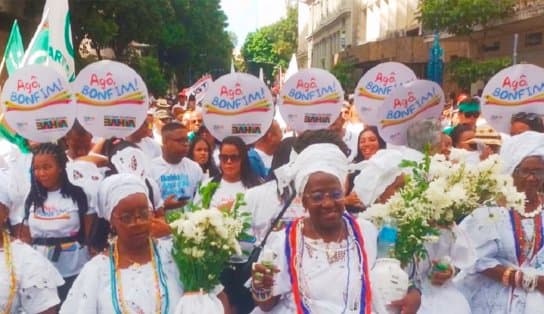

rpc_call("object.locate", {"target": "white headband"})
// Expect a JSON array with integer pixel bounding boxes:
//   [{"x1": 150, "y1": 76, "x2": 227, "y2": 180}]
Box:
[{"x1": 97, "y1": 173, "x2": 149, "y2": 221}]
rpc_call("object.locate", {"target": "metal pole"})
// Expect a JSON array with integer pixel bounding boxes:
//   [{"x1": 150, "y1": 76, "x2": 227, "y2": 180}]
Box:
[{"x1": 513, "y1": 33, "x2": 519, "y2": 65}]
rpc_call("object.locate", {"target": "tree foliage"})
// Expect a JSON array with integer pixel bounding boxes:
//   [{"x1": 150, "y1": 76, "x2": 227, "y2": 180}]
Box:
[
  {"x1": 130, "y1": 56, "x2": 169, "y2": 96},
  {"x1": 330, "y1": 60, "x2": 357, "y2": 93},
  {"x1": 241, "y1": 6, "x2": 297, "y2": 80},
  {"x1": 418, "y1": 0, "x2": 516, "y2": 35},
  {"x1": 68, "y1": 0, "x2": 233, "y2": 89},
  {"x1": 447, "y1": 57, "x2": 511, "y2": 91}
]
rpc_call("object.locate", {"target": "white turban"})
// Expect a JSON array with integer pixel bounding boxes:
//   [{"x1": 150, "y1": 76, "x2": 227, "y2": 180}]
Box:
[
  {"x1": 500, "y1": 131, "x2": 544, "y2": 175},
  {"x1": 276, "y1": 143, "x2": 350, "y2": 195},
  {"x1": 97, "y1": 173, "x2": 149, "y2": 221},
  {"x1": 111, "y1": 146, "x2": 149, "y2": 178},
  {"x1": 353, "y1": 149, "x2": 406, "y2": 206}
]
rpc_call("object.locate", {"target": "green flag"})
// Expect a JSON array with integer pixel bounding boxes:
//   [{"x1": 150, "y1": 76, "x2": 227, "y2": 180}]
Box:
[{"x1": 0, "y1": 20, "x2": 25, "y2": 75}]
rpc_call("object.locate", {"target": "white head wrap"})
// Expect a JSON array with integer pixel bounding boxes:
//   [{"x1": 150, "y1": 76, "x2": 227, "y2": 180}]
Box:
[
  {"x1": 274, "y1": 143, "x2": 350, "y2": 195},
  {"x1": 500, "y1": 131, "x2": 544, "y2": 175},
  {"x1": 352, "y1": 149, "x2": 407, "y2": 206},
  {"x1": 97, "y1": 173, "x2": 149, "y2": 221},
  {"x1": 111, "y1": 147, "x2": 149, "y2": 178}
]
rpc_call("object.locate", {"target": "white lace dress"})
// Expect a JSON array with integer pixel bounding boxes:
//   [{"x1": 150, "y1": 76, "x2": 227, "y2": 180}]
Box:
[
  {"x1": 251, "y1": 217, "x2": 378, "y2": 314},
  {"x1": 0, "y1": 239, "x2": 64, "y2": 313},
  {"x1": 457, "y1": 206, "x2": 544, "y2": 314},
  {"x1": 60, "y1": 239, "x2": 183, "y2": 314}
]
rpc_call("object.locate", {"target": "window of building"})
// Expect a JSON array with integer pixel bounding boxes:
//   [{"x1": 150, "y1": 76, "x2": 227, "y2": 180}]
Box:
[
  {"x1": 526, "y1": 32, "x2": 542, "y2": 46},
  {"x1": 482, "y1": 41, "x2": 500, "y2": 52}
]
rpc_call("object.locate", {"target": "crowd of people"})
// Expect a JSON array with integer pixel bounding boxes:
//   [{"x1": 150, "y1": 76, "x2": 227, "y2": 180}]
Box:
[{"x1": 1, "y1": 82, "x2": 544, "y2": 314}]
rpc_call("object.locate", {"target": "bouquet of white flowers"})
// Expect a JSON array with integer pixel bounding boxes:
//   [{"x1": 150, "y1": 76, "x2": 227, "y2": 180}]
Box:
[
  {"x1": 167, "y1": 183, "x2": 251, "y2": 313},
  {"x1": 363, "y1": 152, "x2": 524, "y2": 265}
]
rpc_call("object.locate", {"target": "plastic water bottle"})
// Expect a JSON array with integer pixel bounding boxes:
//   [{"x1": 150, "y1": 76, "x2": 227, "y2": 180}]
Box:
[{"x1": 377, "y1": 223, "x2": 398, "y2": 258}]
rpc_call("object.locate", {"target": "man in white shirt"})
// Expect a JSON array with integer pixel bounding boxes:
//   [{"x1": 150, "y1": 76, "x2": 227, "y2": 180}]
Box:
[
  {"x1": 125, "y1": 116, "x2": 162, "y2": 159},
  {"x1": 150, "y1": 122, "x2": 203, "y2": 210},
  {"x1": 248, "y1": 120, "x2": 282, "y2": 179}
]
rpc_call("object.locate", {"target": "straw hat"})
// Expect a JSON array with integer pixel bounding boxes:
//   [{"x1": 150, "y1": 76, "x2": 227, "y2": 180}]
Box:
[{"x1": 466, "y1": 124, "x2": 502, "y2": 146}]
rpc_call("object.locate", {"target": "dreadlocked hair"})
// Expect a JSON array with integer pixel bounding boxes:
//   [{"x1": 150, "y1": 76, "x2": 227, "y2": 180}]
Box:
[{"x1": 24, "y1": 143, "x2": 88, "y2": 241}]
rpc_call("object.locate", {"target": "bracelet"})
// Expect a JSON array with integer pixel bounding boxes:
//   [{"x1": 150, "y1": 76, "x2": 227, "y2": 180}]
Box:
[
  {"x1": 251, "y1": 285, "x2": 273, "y2": 302},
  {"x1": 502, "y1": 268, "x2": 514, "y2": 286},
  {"x1": 514, "y1": 270, "x2": 522, "y2": 288}
]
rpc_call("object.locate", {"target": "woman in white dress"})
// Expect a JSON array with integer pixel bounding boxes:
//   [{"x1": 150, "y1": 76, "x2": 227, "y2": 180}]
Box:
[
  {"x1": 458, "y1": 131, "x2": 544, "y2": 313},
  {"x1": 0, "y1": 171, "x2": 64, "y2": 314},
  {"x1": 250, "y1": 143, "x2": 422, "y2": 314},
  {"x1": 60, "y1": 173, "x2": 187, "y2": 313}
]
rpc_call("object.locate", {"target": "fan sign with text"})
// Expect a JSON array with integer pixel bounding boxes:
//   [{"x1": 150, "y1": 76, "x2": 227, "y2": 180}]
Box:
[
  {"x1": 73, "y1": 60, "x2": 148, "y2": 138},
  {"x1": 279, "y1": 68, "x2": 344, "y2": 133},
  {"x1": 0, "y1": 65, "x2": 75, "y2": 142},
  {"x1": 354, "y1": 62, "x2": 416, "y2": 126},
  {"x1": 378, "y1": 80, "x2": 444, "y2": 145},
  {"x1": 481, "y1": 64, "x2": 544, "y2": 133},
  {"x1": 202, "y1": 73, "x2": 274, "y2": 144}
]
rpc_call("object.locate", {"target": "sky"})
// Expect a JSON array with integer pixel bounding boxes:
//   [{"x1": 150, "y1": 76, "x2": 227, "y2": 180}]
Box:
[{"x1": 220, "y1": 0, "x2": 287, "y2": 51}]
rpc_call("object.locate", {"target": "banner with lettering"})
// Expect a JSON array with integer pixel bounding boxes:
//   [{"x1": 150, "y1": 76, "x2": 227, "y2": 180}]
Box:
[
  {"x1": 377, "y1": 79, "x2": 444, "y2": 145},
  {"x1": 73, "y1": 60, "x2": 149, "y2": 138},
  {"x1": 354, "y1": 62, "x2": 416, "y2": 126},
  {"x1": 278, "y1": 68, "x2": 344, "y2": 133},
  {"x1": 188, "y1": 74, "x2": 213, "y2": 104},
  {"x1": 481, "y1": 64, "x2": 544, "y2": 133},
  {"x1": 0, "y1": 64, "x2": 75, "y2": 142},
  {"x1": 202, "y1": 73, "x2": 274, "y2": 144}
]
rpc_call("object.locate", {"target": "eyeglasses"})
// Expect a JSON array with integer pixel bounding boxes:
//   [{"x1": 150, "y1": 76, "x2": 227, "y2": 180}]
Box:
[
  {"x1": 515, "y1": 167, "x2": 544, "y2": 180},
  {"x1": 463, "y1": 112, "x2": 480, "y2": 118},
  {"x1": 191, "y1": 119, "x2": 203, "y2": 123},
  {"x1": 113, "y1": 209, "x2": 150, "y2": 224},
  {"x1": 305, "y1": 190, "x2": 344, "y2": 204},
  {"x1": 219, "y1": 154, "x2": 241, "y2": 163}
]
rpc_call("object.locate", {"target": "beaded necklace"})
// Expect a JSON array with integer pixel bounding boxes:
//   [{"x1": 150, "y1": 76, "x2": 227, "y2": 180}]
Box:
[
  {"x1": 109, "y1": 238, "x2": 169, "y2": 313},
  {"x1": 509, "y1": 209, "x2": 544, "y2": 265},
  {"x1": 1, "y1": 231, "x2": 16, "y2": 314},
  {"x1": 285, "y1": 213, "x2": 372, "y2": 314}
]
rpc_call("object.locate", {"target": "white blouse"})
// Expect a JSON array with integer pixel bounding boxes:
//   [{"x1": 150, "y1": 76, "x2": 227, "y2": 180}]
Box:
[
  {"x1": 60, "y1": 239, "x2": 183, "y2": 314},
  {"x1": 0, "y1": 239, "x2": 64, "y2": 314}
]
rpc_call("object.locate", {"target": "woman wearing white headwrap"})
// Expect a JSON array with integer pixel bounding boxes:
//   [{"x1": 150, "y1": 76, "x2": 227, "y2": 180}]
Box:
[
  {"x1": 0, "y1": 170, "x2": 64, "y2": 314},
  {"x1": 458, "y1": 131, "x2": 544, "y2": 314},
  {"x1": 60, "y1": 173, "x2": 184, "y2": 314},
  {"x1": 250, "y1": 143, "x2": 422, "y2": 314}
]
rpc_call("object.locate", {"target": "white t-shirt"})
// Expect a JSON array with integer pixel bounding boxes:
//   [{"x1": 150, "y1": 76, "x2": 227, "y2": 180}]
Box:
[
  {"x1": 60, "y1": 239, "x2": 184, "y2": 314},
  {"x1": 254, "y1": 148, "x2": 273, "y2": 170},
  {"x1": 135, "y1": 137, "x2": 162, "y2": 160},
  {"x1": 27, "y1": 190, "x2": 95, "y2": 277},
  {"x1": 0, "y1": 240, "x2": 64, "y2": 314},
  {"x1": 150, "y1": 157, "x2": 203, "y2": 201},
  {"x1": 194, "y1": 178, "x2": 246, "y2": 209}
]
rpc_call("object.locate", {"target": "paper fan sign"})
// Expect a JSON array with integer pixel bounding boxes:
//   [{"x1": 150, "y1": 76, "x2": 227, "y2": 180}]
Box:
[
  {"x1": 481, "y1": 64, "x2": 544, "y2": 133},
  {"x1": 377, "y1": 80, "x2": 444, "y2": 145},
  {"x1": 202, "y1": 73, "x2": 274, "y2": 144},
  {"x1": 0, "y1": 64, "x2": 75, "y2": 142},
  {"x1": 354, "y1": 62, "x2": 416, "y2": 126},
  {"x1": 278, "y1": 68, "x2": 344, "y2": 133},
  {"x1": 73, "y1": 60, "x2": 149, "y2": 138}
]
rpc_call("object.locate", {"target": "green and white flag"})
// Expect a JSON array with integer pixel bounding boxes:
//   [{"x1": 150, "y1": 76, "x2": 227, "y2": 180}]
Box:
[
  {"x1": 44, "y1": 0, "x2": 76, "y2": 82},
  {"x1": 0, "y1": 20, "x2": 24, "y2": 76},
  {"x1": 21, "y1": 0, "x2": 76, "y2": 82}
]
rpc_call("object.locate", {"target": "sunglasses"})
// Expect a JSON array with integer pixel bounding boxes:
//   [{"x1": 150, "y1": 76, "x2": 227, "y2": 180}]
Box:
[
  {"x1": 463, "y1": 111, "x2": 480, "y2": 118},
  {"x1": 512, "y1": 112, "x2": 541, "y2": 121},
  {"x1": 305, "y1": 190, "x2": 344, "y2": 204},
  {"x1": 219, "y1": 154, "x2": 241, "y2": 162}
]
